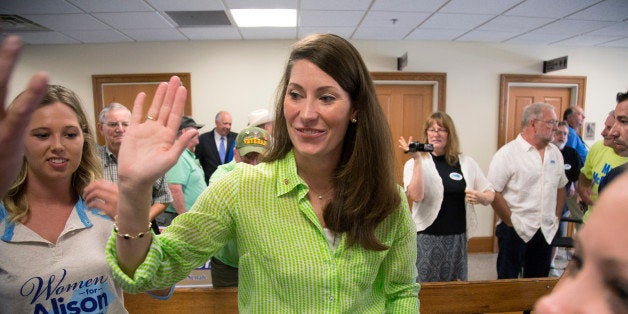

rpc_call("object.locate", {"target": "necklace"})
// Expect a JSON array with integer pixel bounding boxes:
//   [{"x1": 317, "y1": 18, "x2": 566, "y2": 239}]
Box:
[{"x1": 308, "y1": 185, "x2": 334, "y2": 200}]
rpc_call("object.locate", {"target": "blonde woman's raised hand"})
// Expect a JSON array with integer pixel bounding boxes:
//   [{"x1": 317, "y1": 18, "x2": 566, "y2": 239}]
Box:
[{"x1": 0, "y1": 36, "x2": 48, "y2": 197}]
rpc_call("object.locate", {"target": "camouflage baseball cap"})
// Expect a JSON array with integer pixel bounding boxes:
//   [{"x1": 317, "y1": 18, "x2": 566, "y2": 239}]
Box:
[{"x1": 235, "y1": 126, "x2": 270, "y2": 156}]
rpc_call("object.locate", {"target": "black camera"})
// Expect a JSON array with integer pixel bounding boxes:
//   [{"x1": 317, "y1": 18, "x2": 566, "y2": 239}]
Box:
[{"x1": 406, "y1": 141, "x2": 434, "y2": 153}]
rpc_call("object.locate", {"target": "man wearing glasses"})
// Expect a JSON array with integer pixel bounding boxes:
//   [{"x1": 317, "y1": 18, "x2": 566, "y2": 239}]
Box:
[
  {"x1": 96, "y1": 103, "x2": 172, "y2": 234},
  {"x1": 488, "y1": 102, "x2": 568, "y2": 280}
]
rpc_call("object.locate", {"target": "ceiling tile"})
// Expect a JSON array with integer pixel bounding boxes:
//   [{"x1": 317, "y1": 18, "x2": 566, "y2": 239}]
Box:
[
  {"x1": 63, "y1": 29, "x2": 133, "y2": 43},
  {"x1": 93, "y1": 12, "x2": 174, "y2": 29},
  {"x1": 567, "y1": 0, "x2": 628, "y2": 22},
  {"x1": 505, "y1": 32, "x2": 576, "y2": 45},
  {"x1": 352, "y1": 27, "x2": 412, "y2": 40},
  {"x1": 456, "y1": 30, "x2": 521, "y2": 42},
  {"x1": 300, "y1": 0, "x2": 371, "y2": 11},
  {"x1": 298, "y1": 27, "x2": 355, "y2": 39},
  {"x1": 478, "y1": 16, "x2": 555, "y2": 32},
  {"x1": 22, "y1": 14, "x2": 110, "y2": 31},
  {"x1": 16, "y1": 31, "x2": 80, "y2": 45},
  {"x1": 240, "y1": 27, "x2": 297, "y2": 39},
  {"x1": 0, "y1": 0, "x2": 80, "y2": 14},
  {"x1": 371, "y1": 0, "x2": 448, "y2": 12},
  {"x1": 361, "y1": 11, "x2": 430, "y2": 28},
  {"x1": 553, "y1": 34, "x2": 624, "y2": 47},
  {"x1": 531, "y1": 19, "x2": 616, "y2": 36},
  {"x1": 146, "y1": 0, "x2": 225, "y2": 11},
  {"x1": 504, "y1": 0, "x2": 599, "y2": 18},
  {"x1": 421, "y1": 13, "x2": 494, "y2": 30},
  {"x1": 224, "y1": 0, "x2": 297, "y2": 10},
  {"x1": 440, "y1": 0, "x2": 521, "y2": 14},
  {"x1": 406, "y1": 28, "x2": 468, "y2": 40},
  {"x1": 67, "y1": 0, "x2": 153, "y2": 13},
  {"x1": 122, "y1": 28, "x2": 189, "y2": 42},
  {"x1": 300, "y1": 10, "x2": 364, "y2": 27},
  {"x1": 598, "y1": 37, "x2": 628, "y2": 48},
  {"x1": 0, "y1": 0, "x2": 624, "y2": 46},
  {"x1": 587, "y1": 21, "x2": 628, "y2": 37},
  {"x1": 178, "y1": 26, "x2": 241, "y2": 40}
]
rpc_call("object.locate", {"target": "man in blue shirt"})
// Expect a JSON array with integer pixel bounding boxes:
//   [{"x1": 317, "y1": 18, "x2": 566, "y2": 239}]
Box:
[{"x1": 563, "y1": 106, "x2": 588, "y2": 164}]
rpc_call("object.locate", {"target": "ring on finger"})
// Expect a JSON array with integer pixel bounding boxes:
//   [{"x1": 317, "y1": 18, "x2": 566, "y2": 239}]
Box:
[{"x1": 146, "y1": 115, "x2": 156, "y2": 121}]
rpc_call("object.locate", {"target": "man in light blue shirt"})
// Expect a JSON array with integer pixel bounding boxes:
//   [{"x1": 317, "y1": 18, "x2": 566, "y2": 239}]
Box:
[{"x1": 563, "y1": 106, "x2": 588, "y2": 164}]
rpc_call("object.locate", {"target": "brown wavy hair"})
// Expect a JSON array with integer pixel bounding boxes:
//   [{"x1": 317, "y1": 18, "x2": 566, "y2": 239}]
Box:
[
  {"x1": 3, "y1": 85, "x2": 102, "y2": 222},
  {"x1": 421, "y1": 111, "x2": 461, "y2": 166},
  {"x1": 264, "y1": 33, "x2": 400, "y2": 251}
]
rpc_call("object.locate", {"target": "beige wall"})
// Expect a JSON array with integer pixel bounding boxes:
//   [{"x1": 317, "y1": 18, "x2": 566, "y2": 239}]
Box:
[{"x1": 9, "y1": 39, "x2": 628, "y2": 236}]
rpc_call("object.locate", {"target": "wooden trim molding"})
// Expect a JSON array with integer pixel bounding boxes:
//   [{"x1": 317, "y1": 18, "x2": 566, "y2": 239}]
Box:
[
  {"x1": 371, "y1": 72, "x2": 447, "y2": 112},
  {"x1": 124, "y1": 278, "x2": 558, "y2": 313},
  {"x1": 92, "y1": 73, "x2": 192, "y2": 144},
  {"x1": 468, "y1": 236, "x2": 494, "y2": 253},
  {"x1": 498, "y1": 74, "x2": 587, "y2": 148}
]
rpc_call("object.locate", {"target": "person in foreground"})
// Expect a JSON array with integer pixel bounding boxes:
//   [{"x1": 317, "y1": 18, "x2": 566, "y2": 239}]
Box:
[
  {"x1": 399, "y1": 112, "x2": 494, "y2": 282},
  {"x1": 534, "y1": 172, "x2": 628, "y2": 313},
  {"x1": 0, "y1": 84, "x2": 129, "y2": 312},
  {"x1": 106, "y1": 34, "x2": 420, "y2": 312}
]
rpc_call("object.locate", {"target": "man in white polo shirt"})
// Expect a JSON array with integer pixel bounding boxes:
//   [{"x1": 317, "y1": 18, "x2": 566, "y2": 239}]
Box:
[{"x1": 488, "y1": 102, "x2": 568, "y2": 279}]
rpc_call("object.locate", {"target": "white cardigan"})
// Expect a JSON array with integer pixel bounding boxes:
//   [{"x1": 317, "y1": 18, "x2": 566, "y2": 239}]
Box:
[{"x1": 403, "y1": 154, "x2": 493, "y2": 239}]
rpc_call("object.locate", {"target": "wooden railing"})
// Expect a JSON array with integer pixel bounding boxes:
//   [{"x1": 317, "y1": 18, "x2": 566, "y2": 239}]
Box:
[{"x1": 124, "y1": 277, "x2": 558, "y2": 314}]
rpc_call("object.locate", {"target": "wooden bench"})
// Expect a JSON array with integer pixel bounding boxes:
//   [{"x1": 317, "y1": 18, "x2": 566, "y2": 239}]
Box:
[{"x1": 124, "y1": 277, "x2": 558, "y2": 313}]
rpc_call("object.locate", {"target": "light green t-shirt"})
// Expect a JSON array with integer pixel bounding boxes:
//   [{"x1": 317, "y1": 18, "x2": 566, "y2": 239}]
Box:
[
  {"x1": 106, "y1": 151, "x2": 419, "y2": 312},
  {"x1": 165, "y1": 149, "x2": 207, "y2": 214}
]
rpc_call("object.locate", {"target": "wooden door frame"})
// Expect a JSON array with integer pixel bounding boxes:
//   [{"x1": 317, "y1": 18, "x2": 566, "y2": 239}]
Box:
[
  {"x1": 92, "y1": 73, "x2": 192, "y2": 144},
  {"x1": 498, "y1": 74, "x2": 587, "y2": 148},
  {"x1": 371, "y1": 72, "x2": 446, "y2": 112},
  {"x1": 494, "y1": 74, "x2": 587, "y2": 252}
]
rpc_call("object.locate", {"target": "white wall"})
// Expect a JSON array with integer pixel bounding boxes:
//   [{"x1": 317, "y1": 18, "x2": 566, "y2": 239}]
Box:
[{"x1": 9, "y1": 39, "x2": 628, "y2": 237}]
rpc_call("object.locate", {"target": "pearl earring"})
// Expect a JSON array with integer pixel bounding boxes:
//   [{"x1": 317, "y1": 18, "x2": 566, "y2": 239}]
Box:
[{"x1": 351, "y1": 118, "x2": 357, "y2": 123}]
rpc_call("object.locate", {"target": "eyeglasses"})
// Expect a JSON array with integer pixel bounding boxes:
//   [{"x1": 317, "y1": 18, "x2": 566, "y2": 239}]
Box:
[
  {"x1": 105, "y1": 121, "x2": 130, "y2": 128},
  {"x1": 536, "y1": 119, "x2": 559, "y2": 126},
  {"x1": 427, "y1": 128, "x2": 448, "y2": 135}
]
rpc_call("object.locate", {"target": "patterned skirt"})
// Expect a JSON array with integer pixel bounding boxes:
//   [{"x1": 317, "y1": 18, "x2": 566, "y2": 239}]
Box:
[{"x1": 416, "y1": 232, "x2": 467, "y2": 282}]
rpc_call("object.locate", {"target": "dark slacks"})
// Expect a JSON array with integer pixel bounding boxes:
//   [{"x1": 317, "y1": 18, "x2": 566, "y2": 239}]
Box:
[
  {"x1": 210, "y1": 257, "x2": 239, "y2": 288},
  {"x1": 496, "y1": 222, "x2": 552, "y2": 279}
]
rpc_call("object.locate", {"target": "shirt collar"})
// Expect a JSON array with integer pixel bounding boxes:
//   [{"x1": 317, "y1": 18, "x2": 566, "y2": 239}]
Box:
[
  {"x1": 275, "y1": 150, "x2": 307, "y2": 199},
  {"x1": 1, "y1": 197, "x2": 98, "y2": 243},
  {"x1": 515, "y1": 134, "x2": 537, "y2": 152}
]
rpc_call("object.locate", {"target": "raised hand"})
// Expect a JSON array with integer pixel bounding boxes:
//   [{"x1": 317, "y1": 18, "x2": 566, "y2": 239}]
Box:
[
  {"x1": 116, "y1": 76, "x2": 197, "y2": 188},
  {"x1": 114, "y1": 76, "x2": 198, "y2": 275},
  {"x1": 0, "y1": 36, "x2": 48, "y2": 197}
]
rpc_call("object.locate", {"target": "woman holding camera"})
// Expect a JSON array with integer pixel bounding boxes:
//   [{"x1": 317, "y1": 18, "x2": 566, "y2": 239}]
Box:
[{"x1": 399, "y1": 111, "x2": 494, "y2": 282}]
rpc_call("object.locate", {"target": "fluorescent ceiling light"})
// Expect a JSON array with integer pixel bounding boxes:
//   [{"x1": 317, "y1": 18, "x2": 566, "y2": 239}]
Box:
[{"x1": 231, "y1": 9, "x2": 296, "y2": 27}]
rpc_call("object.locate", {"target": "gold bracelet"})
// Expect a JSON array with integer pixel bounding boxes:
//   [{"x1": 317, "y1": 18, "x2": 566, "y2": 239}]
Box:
[{"x1": 113, "y1": 216, "x2": 152, "y2": 240}]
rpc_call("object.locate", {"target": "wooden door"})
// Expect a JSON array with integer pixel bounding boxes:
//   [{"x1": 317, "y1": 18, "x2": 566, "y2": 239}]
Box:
[
  {"x1": 506, "y1": 86, "x2": 571, "y2": 144},
  {"x1": 375, "y1": 84, "x2": 434, "y2": 186},
  {"x1": 92, "y1": 73, "x2": 192, "y2": 145}
]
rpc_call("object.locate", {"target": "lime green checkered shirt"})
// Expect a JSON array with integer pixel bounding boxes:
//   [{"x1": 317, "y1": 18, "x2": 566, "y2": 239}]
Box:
[{"x1": 106, "y1": 150, "x2": 419, "y2": 312}]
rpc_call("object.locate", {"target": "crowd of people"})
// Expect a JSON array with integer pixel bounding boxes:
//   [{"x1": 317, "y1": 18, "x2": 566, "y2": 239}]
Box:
[{"x1": 0, "y1": 32, "x2": 626, "y2": 313}]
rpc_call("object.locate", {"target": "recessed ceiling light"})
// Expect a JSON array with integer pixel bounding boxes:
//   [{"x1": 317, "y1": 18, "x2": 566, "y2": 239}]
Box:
[{"x1": 231, "y1": 9, "x2": 296, "y2": 27}]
